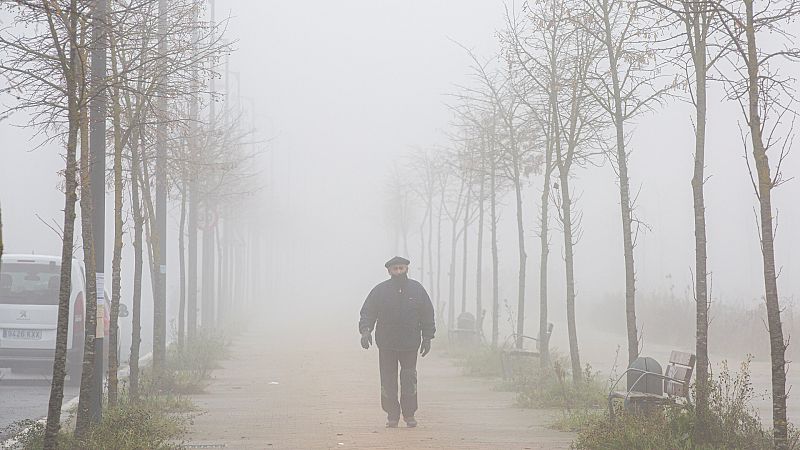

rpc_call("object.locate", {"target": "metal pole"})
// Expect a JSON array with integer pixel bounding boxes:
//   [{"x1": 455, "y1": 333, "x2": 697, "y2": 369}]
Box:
[
  {"x1": 89, "y1": 0, "x2": 108, "y2": 424},
  {"x1": 154, "y1": 0, "x2": 168, "y2": 372},
  {"x1": 217, "y1": 46, "x2": 230, "y2": 325},
  {"x1": 187, "y1": 4, "x2": 200, "y2": 342},
  {"x1": 201, "y1": 0, "x2": 216, "y2": 329}
]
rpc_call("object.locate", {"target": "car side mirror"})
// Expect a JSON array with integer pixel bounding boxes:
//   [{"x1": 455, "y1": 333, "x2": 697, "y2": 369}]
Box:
[{"x1": 119, "y1": 303, "x2": 129, "y2": 318}]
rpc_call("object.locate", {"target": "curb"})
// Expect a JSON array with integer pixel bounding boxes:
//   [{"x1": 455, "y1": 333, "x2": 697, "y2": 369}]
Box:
[{"x1": 0, "y1": 352, "x2": 152, "y2": 449}]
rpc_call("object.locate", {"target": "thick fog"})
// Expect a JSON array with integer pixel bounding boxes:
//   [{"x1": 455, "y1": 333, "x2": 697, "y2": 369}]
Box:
[
  {"x1": 4, "y1": 1, "x2": 800, "y2": 447},
  {"x1": 1, "y1": 0, "x2": 799, "y2": 377}
]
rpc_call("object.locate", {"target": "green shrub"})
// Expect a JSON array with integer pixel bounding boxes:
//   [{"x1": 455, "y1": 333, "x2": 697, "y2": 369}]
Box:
[
  {"x1": 551, "y1": 408, "x2": 604, "y2": 433},
  {"x1": 167, "y1": 327, "x2": 229, "y2": 373},
  {"x1": 573, "y1": 406, "x2": 694, "y2": 450},
  {"x1": 158, "y1": 326, "x2": 229, "y2": 394},
  {"x1": 514, "y1": 357, "x2": 606, "y2": 410}
]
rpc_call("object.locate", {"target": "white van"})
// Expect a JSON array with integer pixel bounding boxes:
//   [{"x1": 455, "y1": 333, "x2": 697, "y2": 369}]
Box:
[{"x1": 0, "y1": 254, "x2": 120, "y2": 378}]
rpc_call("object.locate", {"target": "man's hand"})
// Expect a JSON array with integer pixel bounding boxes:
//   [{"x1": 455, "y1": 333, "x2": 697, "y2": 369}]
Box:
[
  {"x1": 360, "y1": 332, "x2": 373, "y2": 350},
  {"x1": 420, "y1": 339, "x2": 431, "y2": 357}
]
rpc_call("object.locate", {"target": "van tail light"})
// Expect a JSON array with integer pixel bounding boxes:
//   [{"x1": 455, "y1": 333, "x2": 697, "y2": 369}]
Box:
[{"x1": 73, "y1": 292, "x2": 85, "y2": 345}]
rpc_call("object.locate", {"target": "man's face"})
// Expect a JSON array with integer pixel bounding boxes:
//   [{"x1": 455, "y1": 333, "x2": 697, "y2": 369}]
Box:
[{"x1": 388, "y1": 264, "x2": 409, "y2": 277}]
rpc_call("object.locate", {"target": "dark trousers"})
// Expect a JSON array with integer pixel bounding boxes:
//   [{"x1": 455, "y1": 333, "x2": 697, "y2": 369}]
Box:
[{"x1": 379, "y1": 348, "x2": 418, "y2": 420}]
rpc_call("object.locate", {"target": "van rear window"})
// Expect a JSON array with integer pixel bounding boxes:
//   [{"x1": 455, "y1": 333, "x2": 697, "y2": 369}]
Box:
[{"x1": 0, "y1": 263, "x2": 62, "y2": 305}]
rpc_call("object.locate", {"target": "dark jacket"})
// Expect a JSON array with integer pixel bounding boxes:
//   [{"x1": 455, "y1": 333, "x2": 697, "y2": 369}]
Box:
[{"x1": 358, "y1": 276, "x2": 435, "y2": 351}]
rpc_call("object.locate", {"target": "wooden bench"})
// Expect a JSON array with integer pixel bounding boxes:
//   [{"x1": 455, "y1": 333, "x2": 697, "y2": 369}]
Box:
[
  {"x1": 499, "y1": 325, "x2": 553, "y2": 380},
  {"x1": 448, "y1": 312, "x2": 480, "y2": 349},
  {"x1": 607, "y1": 350, "x2": 696, "y2": 420}
]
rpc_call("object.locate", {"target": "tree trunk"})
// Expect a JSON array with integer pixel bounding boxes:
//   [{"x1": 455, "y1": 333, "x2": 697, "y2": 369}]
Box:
[
  {"x1": 435, "y1": 191, "x2": 445, "y2": 328},
  {"x1": 44, "y1": 14, "x2": 81, "y2": 442},
  {"x1": 744, "y1": 2, "x2": 787, "y2": 444},
  {"x1": 108, "y1": 63, "x2": 124, "y2": 408},
  {"x1": 178, "y1": 175, "x2": 187, "y2": 347},
  {"x1": 689, "y1": 15, "x2": 710, "y2": 442},
  {"x1": 539, "y1": 144, "x2": 553, "y2": 366},
  {"x1": 202, "y1": 224, "x2": 216, "y2": 328},
  {"x1": 219, "y1": 217, "x2": 228, "y2": 325},
  {"x1": 448, "y1": 216, "x2": 459, "y2": 330},
  {"x1": 75, "y1": 103, "x2": 98, "y2": 442},
  {"x1": 559, "y1": 170, "x2": 581, "y2": 382},
  {"x1": 188, "y1": 175, "x2": 199, "y2": 341},
  {"x1": 129, "y1": 132, "x2": 144, "y2": 402},
  {"x1": 490, "y1": 154, "x2": 500, "y2": 349},
  {"x1": 602, "y1": 17, "x2": 638, "y2": 365},
  {"x1": 419, "y1": 210, "x2": 426, "y2": 284},
  {"x1": 427, "y1": 191, "x2": 434, "y2": 299},
  {"x1": 139, "y1": 152, "x2": 164, "y2": 381},
  {"x1": 216, "y1": 224, "x2": 223, "y2": 318},
  {"x1": 188, "y1": 74, "x2": 199, "y2": 340},
  {"x1": 476, "y1": 157, "x2": 485, "y2": 338},
  {"x1": 461, "y1": 184, "x2": 471, "y2": 313},
  {"x1": 513, "y1": 170, "x2": 527, "y2": 349}
]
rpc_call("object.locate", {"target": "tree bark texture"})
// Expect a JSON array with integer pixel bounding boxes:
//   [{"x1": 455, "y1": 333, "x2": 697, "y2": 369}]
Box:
[
  {"x1": 686, "y1": 4, "x2": 710, "y2": 439},
  {"x1": 75, "y1": 105, "x2": 98, "y2": 442},
  {"x1": 743, "y1": 1, "x2": 787, "y2": 444},
  {"x1": 129, "y1": 134, "x2": 144, "y2": 402},
  {"x1": 490, "y1": 154, "x2": 500, "y2": 349},
  {"x1": 513, "y1": 168, "x2": 527, "y2": 349},
  {"x1": 44, "y1": 10, "x2": 81, "y2": 442},
  {"x1": 600, "y1": 9, "x2": 638, "y2": 365}
]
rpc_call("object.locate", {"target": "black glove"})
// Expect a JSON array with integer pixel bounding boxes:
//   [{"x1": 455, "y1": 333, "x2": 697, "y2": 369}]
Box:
[
  {"x1": 360, "y1": 332, "x2": 373, "y2": 350},
  {"x1": 420, "y1": 339, "x2": 431, "y2": 357}
]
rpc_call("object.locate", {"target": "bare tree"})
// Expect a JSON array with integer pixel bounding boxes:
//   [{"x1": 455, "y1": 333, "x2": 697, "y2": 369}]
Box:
[
  {"x1": 578, "y1": 0, "x2": 669, "y2": 365},
  {"x1": 408, "y1": 149, "x2": 440, "y2": 289},
  {"x1": 129, "y1": 128, "x2": 145, "y2": 401},
  {"x1": 75, "y1": 39, "x2": 99, "y2": 438},
  {"x1": 504, "y1": 0, "x2": 559, "y2": 367},
  {"x1": 0, "y1": 1, "x2": 92, "y2": 445},
  {"x1": 385, "y1": 165, "x2": 414, "y2": 258},
  {"x1": 552, "y1": 25, "x2": 601, "y2": 383},
  {"x1": 648, "y1": 0, "x2": 731, "y2": 437},
  {"x1": 441, "y1": 160, "x2": 468, "y2": 330},
  {"x1": 507, "y1": 0, "x2": 603, "y2": 379},
  {"x1": 457, "y1": 48, "x2": 538, "y2": 348},
  {"x1": 449, "y1": 95, "x2": 506, "y2": 347},
  {"x1": 718, "y1": 0, "x2": 800, "y2": 445}
]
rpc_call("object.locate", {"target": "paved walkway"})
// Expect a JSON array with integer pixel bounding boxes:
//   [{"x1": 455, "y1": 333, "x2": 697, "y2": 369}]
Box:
[{"x1": 185, "y1": 323, "x2": 574, "y2": 450}]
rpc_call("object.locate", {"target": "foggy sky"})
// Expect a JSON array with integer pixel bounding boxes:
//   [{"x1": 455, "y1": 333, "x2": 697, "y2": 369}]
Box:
[{"x1": 1, "y1": 0, "x2": 799, "y2": 349}]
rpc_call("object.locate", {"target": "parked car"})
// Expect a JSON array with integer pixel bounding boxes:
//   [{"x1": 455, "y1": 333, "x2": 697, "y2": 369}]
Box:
[{"x1": 0, "y1": 254, "x2": 127, "y2": 380}]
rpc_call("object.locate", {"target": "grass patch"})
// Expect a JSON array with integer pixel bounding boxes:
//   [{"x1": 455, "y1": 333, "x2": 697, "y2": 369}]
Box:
[
  {"x1": 161, "y1": 327, "x2": 230, "y2": 394},
  {"x1": 514, "y1": 357, "x2": 606, "y2": 410},
  {"x1": 6, "y1": 390, "x2": 193, "y2": 450},
  {"x1": 4, "y1": 326, "x2": 230, "y2": 449},
  {"x1": 550, "y1": 408, "x2": 605, "y2": 433},
  {"x1": 452, "y1": 346, "x2": 504, "y2": 377}
]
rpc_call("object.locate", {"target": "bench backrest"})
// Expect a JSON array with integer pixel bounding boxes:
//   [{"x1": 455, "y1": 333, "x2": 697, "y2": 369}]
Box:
[{"x1": 664, "y1": 351, "x2": 695, "y2": 397}]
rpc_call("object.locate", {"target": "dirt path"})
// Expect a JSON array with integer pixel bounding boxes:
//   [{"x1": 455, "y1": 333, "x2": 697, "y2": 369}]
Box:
[{"x1": 184, "y1": 325, "x2": 574, "y2": 450}]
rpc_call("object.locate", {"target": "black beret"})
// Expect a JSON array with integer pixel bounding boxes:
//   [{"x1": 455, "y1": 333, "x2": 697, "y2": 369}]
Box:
[{"x1": 385, "y1": 256, "x2": 410, "y2": 268}]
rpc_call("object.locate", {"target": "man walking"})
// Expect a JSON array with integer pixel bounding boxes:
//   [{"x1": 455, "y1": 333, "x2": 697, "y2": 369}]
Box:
[{"x1": 359, "y1": 256, "x2": 436, "y2": 428}]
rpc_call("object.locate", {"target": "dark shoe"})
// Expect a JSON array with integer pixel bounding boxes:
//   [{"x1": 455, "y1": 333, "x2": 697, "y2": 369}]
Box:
[
  {"x1": 386, "y1": 419, "x2": 399, "y2": 428},
  {"x1": 404, "y1": 416, "x2": 417, "y2": 428}
]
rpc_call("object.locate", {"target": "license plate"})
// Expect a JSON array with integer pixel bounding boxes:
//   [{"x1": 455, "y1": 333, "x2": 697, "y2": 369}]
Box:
[{"x1": 2, "y1": 329, "x2": 42, "y2": 340}]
